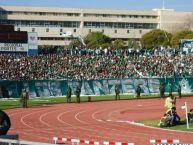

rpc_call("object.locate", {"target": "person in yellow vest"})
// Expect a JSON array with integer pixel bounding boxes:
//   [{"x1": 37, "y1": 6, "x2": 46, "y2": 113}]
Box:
[{"x1": 164, "y1": 94, "x2": 176, "y2": 110}]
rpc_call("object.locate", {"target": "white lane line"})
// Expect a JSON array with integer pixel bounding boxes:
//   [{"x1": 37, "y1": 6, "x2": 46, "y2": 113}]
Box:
[
  {"x1": 91, "y1": 106, "x2": 191, "y2": 139},
  {"x1": 91, "y1": 109, "x2": 106, "y2": 122},
  {"x1": 76, "y1": 108, "x2": 147, "y2": 141},
  {"x1": 39, "y1": 106, "x2": 80, "y2": 128},
  {"x1": 21, "y1": 109, "x2": 54, "y2": 129},
  {"x1": 73, "y1": 109, "x2": 131, "y2": 141},
  {"x1": 75, "y1": 110, "x2": 89, "y2": 125}
]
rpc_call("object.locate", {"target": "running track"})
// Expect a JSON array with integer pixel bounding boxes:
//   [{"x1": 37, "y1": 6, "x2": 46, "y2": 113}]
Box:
[{"x1": 5, "y1": 97, "x2": 193, "y2": 145}]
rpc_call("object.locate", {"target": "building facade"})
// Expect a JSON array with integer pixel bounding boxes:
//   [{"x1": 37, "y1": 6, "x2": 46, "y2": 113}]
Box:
[{"x1": 0, "y1": 6, "x2": 191, "y2": 46}]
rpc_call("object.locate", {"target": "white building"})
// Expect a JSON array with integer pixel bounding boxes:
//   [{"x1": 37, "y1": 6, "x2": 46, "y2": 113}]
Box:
[{"x1": 0, "y1": 6, "x2": 192, "y2": 46}]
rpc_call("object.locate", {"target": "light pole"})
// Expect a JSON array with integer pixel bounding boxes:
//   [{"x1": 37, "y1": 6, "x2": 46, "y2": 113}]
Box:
[{"x1": 162, "y1": 0, "x2": 165, "y2": 10}]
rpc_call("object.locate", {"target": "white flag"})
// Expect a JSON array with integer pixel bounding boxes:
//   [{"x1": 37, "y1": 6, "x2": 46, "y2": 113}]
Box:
[{"x1": 181, "y1": 104, "x2": 187, "y2": 110}]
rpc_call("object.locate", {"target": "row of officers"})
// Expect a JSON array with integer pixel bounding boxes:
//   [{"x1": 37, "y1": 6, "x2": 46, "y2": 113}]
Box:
[
  {"x1": 19, "y1": 86, "x2": 81, "y2": 108},
  {"x1": 115, "y1": 83, "x2": 182, "y2": 100},
  {"x1": 20, "y1": 83, "x2": 182, "y2": 107},
  {"x1": 66, "y1": 83, "x2": 181, "y2": 103}
]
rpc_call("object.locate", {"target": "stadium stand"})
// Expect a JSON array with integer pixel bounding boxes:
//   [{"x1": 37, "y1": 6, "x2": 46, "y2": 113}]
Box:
[{"x1": 0, "y1": 47, "x2": 192, "y2": 80}]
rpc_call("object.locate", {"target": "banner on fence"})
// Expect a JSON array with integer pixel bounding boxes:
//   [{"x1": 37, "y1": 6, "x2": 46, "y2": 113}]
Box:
[{"x1": 0, "y1": 78, "x2": 192, "y2": 98}]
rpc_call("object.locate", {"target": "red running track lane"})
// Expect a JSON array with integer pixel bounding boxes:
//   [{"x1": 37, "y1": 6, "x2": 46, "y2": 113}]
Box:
[{"x1": 5, "y1": 97, "x2": 193, "y2": 145}]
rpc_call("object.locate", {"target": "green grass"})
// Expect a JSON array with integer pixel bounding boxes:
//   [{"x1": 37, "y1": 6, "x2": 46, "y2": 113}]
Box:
[
  {"x1": 0, "y1": 93, "x2": 193, "y2": 110},
  {"x1": 140, "y1": 119, "x2": 193, "y2": 132},
  {"x1": 0, "y1": 95, "x2": 134, "y2": 110}
]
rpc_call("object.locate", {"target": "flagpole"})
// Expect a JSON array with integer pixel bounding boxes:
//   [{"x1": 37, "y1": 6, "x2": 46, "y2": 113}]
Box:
[{"x1": 185, "y1": 102, "x2": 189, "y2": 129}]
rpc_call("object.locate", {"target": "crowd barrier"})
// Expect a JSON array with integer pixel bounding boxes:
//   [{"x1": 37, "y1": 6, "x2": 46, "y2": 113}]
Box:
[
  {"x1": 150, "y1": 139, "x2": 179, "y2": 144},
  {"x1": 53, "y1": 137, "x2": 134, "y2": 145},
  {"x1": 0, "y1": 77, "x2": 192, "y2": 98}
]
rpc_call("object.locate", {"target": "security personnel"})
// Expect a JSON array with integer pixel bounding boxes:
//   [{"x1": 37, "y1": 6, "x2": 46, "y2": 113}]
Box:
[
  {"x1": 159, "y1": 83, "x2": 165, "y2": 99},
  {"x1": 158, "y1": 113, "x2": 172, "y2": 127},
  {"x1": 188, "y1": 109, "x2": 193, "y2": 123},
  {"x1": 76, "y1": 86, "x2": 81, "y2": 103},
  {"x1": 159, "y1": 108, "x2": 177, "y2": 127},
  {"x1": 166, "y1": 107, "x2": 180, "y2": 125},
  {"x1": 168, "y1": 83, "x2": 173, "y2": 96},
  {"x1": 177, "y1": 84, "x2": 182, "y2": 98},
  {"x1": 0, "y1": 110, "x2": 11, "y2": 135},
  {"x1": 136, "y1": 85, "x2": 141, "y2": 98},
  {"x1": 20, "y1": 89, "x2": 29, "y2": 108},
  {"x1": 115, "y1": 85, "x2": 120, "y2": 100},
  {"x1": 164, "y1": 94, "x2": 175, "y2": 110},
  {"x1": 66, "y1": 86, "x2": 72, "y2": 103}
]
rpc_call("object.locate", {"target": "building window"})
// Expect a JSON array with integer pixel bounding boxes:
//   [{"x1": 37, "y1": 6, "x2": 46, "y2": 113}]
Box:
[
  {"x1": 114, "y1": 30, "x2": 117, "y2": 33},
  {"x1": 17, "y1": 28, "x2": 20, "y2": 31},
  {"x1": 139, "y1": 30, "x2": 142, "y2": 34},
  {"x1": 89, "y1": 29, "x2": 91, "y2": 33},
  {"x1": 74, "y1": 29, "x2": 76, "y2": 33},
  {"x1": 32, "y1": 28, "x2": 35, "y2": 32},
  {"x1": 46, "y1": 28, "x2": 49, "y2": 32},
  {"x1": 60, "y1": 28, "x2": 63, "y2": 32},
  {"x1": 127, "y1": 30, "x2": 129, "y2": 33}
]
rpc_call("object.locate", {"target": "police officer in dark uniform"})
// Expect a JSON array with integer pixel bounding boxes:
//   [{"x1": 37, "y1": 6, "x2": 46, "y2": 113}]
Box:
[
  {"x1": 115, "y1": 85, "x2": 120, "y2": 100},
  {"x1": 159, "y1": 83, "x2": 165, "y2": 99},
  {"x1": 136, "y1": 85, "x2": 141, "y2": 98},
  {"x1": 168, "y1": 83, "x2": 173, "y2": 96},
  {"x1": 177, "y1": 84, "x2": 182, "y2": 98},
  {"x1": 66, "y1": 86, "x2": 72, "y2": 103},
  {"x1": 20, "y1": 89, "x2": 29, "y2": 108},
  {"x1": 0, "y1": 110, "x2": 11, "y2": 135},
  {"x1": 76, "y1": 86, "x2": 81, "y2": 103}
]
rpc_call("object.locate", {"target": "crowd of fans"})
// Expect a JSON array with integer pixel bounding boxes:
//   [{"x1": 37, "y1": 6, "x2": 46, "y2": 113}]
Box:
[{"x1": 0, "y1": 47, "x2": 192, "y2": 80}]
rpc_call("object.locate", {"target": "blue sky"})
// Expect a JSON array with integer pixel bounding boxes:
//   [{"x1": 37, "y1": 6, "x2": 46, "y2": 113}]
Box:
[{"x1": 0, "y1": 0, "x2": 193, "y2": 11}]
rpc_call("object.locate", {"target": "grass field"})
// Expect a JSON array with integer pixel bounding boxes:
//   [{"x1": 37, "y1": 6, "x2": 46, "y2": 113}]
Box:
[
  {"x1": 0, "y1": 95, "x2": 139, "y2": 110},
  {"x1": 0, "y1": 93, "x2": 193, "y2": 110},
  {"x1": 141, "y1": 119, "x2": 193, "y2": 132}
]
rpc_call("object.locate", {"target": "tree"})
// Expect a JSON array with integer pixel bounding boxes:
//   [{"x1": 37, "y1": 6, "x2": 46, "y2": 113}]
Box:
[
  {"x1": 140, "y1": 29, "x2": 172, "y2": 49},
  {"x1": 84, "y1": 32, "x2": 111, "y2": 49},
  {"x1": 128, "y1": 39, "x2": 140, "y2": 49},
  {"x1": 111, "y1": 39, "x2": 124, "y2": 49},
  {"x1": 68, "y1": 39, "x2": 82, "y2": 49},
  {"x1": 171, "y1": 29, "x2": 193, "y2": 48}
]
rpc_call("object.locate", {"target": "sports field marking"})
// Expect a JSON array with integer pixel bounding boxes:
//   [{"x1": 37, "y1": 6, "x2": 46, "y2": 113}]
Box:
[
  {"x1": 32, "y1": 100, "x2": 50, "y2": 102},
  {"x1": 91, "y1": 108, "x2": 152, "y2": 140},
  {"x1": 75, "y1": 110, "x2": 90, "y2": 125},
  {"x1": 39, "y1": 109, "x2": 66, "y2": 127},
  {"x1": 137, "y1": 104, "x2": 143, "y2": 107},
  {"x1": 39, "y1": 105, "x2": 79, "y2": 128},
  {"x1": 73, "y1": 108, "x2": 139, "y2": 142},
  {"x1": 57, "y1": 109, "x2": 80, "y2": 126},
  {"x1": 20, "y1": 108, "x2": 55, "y2": 129},
  {"x1": 9, "y1": 108, "x2": 55, "y2": 142},
  {"x1": 8, "y1": 97, "x2": 193, "y2": 144},
  {"x1": 90, "y1": 104, "x2": 191, "y2": 140}
]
